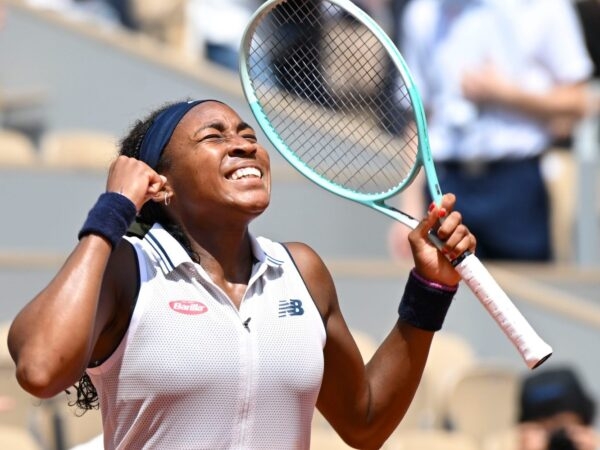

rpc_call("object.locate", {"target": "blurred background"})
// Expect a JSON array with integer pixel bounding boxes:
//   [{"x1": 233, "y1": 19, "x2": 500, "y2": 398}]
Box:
[{"x1": 0, "y1": 0, "x2": 599, "y2": 449}]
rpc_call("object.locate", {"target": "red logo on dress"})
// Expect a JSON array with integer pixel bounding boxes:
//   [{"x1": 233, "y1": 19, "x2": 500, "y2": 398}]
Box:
[{"x1": 169, "y1": 300, "x2": 208, "y2": 315}]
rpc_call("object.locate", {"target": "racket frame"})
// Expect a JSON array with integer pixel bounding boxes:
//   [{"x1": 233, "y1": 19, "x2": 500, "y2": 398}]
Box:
[
  {"x1": 239, "y1": 0, "x2": 553, "y2": 369},
  {"x1": 239, "y1": 0, "x2": 442, "y2": 210}
]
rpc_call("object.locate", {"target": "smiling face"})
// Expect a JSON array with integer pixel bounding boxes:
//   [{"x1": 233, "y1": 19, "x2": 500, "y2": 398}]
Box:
[{"x1": 160, "y1": 101, "x2": 271, "y2": 226}]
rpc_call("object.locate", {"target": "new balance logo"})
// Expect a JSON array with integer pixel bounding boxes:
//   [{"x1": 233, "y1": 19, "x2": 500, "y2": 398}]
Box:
[{"x1": 278, "y1": 299, "x2": 304, "y2": 317}]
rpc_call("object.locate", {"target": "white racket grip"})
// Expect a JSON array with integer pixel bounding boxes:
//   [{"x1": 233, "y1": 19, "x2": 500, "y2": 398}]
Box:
[{"x1": 454, "y1": 253, "x2": 553, "y2": 369}]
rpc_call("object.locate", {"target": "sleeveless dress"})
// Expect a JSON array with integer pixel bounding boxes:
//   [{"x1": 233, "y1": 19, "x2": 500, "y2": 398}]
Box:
[{"x1": 87, "y1": 224, "x2": 326, "y2": 449}]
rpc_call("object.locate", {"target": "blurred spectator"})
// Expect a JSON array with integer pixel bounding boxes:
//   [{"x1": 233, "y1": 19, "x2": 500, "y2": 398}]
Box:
[
  {"x1": 518, "y1": 366, "x2": 599, "y2": 450},
  {"x1": 102, "y1": 0, "x2": 138, "y2": 30},
  {"x1": 26, "y1": 0, "x2": 125, "y2": 27},
  {"x1": 185, "y1": 0, "x2": 258, "y2": 71},
  {"x1": 128, "y1": 0, "x2": 187, "y2": 51},
  {"x1": 270, "y1": 0, "x2": 329, "y2": 103},
  {"x1": 378, "y1": 0, "x2": 414, "y2": 135},
  {"x1": 388, "y1": 0, "x2": 411, "y2": 48},
  {"x1": 389, "y1": 0, "x2": 594, "y2": 261},
  {"x1": 72, "y1": 0, "x2": 124, "y2": 26},
  {"x1": 354, "y1": 0, "x2": 395, "y2": 30}
]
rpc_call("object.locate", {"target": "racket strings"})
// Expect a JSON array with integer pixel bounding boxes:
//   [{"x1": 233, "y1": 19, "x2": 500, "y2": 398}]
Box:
[{"x1": 246, "y1": 0, "x2": 418, "y2": 195}]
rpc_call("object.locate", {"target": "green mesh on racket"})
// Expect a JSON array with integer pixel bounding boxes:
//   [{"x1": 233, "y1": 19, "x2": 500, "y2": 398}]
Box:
[{"x1": 240, "y1": 0, "x2": 439, "y2": 204}]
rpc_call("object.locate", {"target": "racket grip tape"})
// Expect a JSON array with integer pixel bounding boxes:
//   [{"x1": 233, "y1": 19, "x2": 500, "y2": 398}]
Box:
[{"x1": 454, "y1": 253, "x2": 553, "y2": 369}]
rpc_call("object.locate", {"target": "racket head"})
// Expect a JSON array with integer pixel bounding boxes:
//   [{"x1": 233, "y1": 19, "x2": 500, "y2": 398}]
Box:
[{"x1": 239, "y1": 0, "x2": 443, "y2": 205}]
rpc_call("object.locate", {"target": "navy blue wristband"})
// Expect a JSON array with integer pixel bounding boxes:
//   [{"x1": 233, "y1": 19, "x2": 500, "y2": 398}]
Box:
[
  {"x1": 78, "y1": 192, "x2": 137, "y2": 250},
  {"x1": 398, "y1": 269, "x2": 457, "y2": 331}
]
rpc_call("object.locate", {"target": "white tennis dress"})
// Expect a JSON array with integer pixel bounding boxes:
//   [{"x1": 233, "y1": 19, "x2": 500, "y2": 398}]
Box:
[{"x1": 87, "y1": 224, "x2": 326, "y2": 449}]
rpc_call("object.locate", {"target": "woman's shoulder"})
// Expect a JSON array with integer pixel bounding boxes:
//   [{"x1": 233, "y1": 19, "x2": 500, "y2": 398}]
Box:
[
  {"x1": 281, "y1": 241, "x2": 332, "y2": 284},
  {"x1": 254, "y1": 237, "x2": 320, "y2": 263},
  {"x1": 281, "y1": 241, "x2": 321, "y2": 261}
]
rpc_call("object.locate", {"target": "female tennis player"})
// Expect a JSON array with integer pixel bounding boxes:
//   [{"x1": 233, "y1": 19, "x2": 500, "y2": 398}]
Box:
[{"x1": 8, "y1": 99, "x2": 475, "y2": 449}]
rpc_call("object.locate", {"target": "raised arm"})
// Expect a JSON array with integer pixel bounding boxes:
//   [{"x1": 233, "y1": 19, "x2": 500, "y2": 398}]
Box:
[
  {"x1": 7, "y1": 156, "x2": 165, "y2": 398},
  {"x1": 288, "y1": 193, "x2": 474, "y2": 449},
  {"x1": 462, "y1": 64, "x2": 589, "y2": 119}
]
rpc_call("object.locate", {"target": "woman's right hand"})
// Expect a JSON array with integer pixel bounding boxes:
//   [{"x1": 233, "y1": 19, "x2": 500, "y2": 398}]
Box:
[{"x1": 106, "y1": 155, "x2": 167, "y2": 212}]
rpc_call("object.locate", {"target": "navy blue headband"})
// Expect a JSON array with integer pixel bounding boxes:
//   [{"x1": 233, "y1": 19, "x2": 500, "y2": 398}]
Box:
[{"x1": 139, "y1": 99, "x2": 211, "y2": 169}]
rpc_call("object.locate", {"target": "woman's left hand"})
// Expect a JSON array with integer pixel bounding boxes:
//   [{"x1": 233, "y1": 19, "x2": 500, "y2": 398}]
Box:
[{"x1": 408, "y1": 193, "x2": 476, "y2": 286}]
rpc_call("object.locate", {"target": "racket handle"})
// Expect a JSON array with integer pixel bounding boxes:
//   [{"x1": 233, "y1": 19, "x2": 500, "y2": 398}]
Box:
[{"x1": 454, "y1": 253, "x2": 553, "y2": 369}]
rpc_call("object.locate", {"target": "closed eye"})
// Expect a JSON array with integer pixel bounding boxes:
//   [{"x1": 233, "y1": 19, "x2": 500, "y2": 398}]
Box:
[{"x1": 199, "y1": 134, "x2": 225, "y2": 142}]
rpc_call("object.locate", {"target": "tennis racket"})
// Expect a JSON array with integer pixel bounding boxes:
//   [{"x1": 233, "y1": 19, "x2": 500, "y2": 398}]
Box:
[{"x1": 239, "y1": 0, "x2": 552, "y2": 369}]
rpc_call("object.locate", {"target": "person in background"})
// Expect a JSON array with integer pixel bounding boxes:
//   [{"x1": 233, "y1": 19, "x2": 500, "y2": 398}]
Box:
[
  {"x1": 389, "y1": 0, "x2": 593, "y2": 261},
  {"x1": 7, "y1": 99, "x2": 475, "y2": 449},
  {"x1": 102, "y1": 0, "x2": 138, "y2": 30},
  {"x1": 518, "y1": 366, "x2": 599, "y2": 450},
  {"x1": 26, "y1": 0, "x2": 125, "y2": 27},
  {"x1": 185, "y1": 0, "x2": 258, "y2": 71}
]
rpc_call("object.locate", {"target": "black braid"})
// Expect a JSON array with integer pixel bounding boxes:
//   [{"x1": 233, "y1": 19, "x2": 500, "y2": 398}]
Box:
[{"x1": 66, "y1": 372, "x2": 99, "y2": 413}]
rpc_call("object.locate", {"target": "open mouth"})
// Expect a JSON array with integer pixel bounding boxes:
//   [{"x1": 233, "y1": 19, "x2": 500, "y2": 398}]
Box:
[{"x1": 228, "y1": 167, "x2": 263, "y2": 180}]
